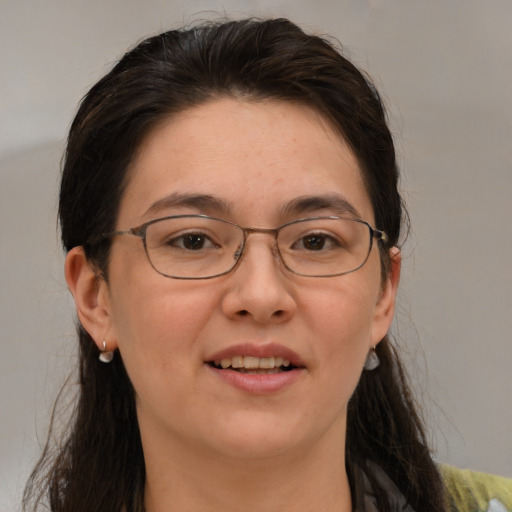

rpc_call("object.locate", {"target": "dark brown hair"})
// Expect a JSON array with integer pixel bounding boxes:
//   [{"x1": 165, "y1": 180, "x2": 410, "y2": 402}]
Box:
[{"x1": 24, "y1": 18, "x2": 446, "y2": 512}]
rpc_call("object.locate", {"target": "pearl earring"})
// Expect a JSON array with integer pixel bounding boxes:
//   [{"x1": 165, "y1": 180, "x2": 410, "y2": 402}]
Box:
[
  {"x1": 363, "y1": 346, "x2": 380, "y2": 371},
  {"x1": 99, "y1": 340, "x2": 114, "y2": 363}
]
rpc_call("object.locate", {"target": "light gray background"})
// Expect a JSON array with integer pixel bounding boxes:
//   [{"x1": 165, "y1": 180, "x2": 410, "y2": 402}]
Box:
[{"x1": 1, "y1": 1, "x2": 511, "y2": 509}]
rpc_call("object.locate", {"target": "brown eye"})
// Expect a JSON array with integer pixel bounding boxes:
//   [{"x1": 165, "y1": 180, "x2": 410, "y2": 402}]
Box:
[
  {"x1": 167, "y1": 232, "x2": 217, "y2": 251},
  {"x1": 302, "y1": 234, "x2": 327, "y2": 251},
  {"x1": 182, "y1": 234, "x2": 207, "y2": 250},
  {"x1": 292, "y1": 233, "x2": 339, "y2": 251}
]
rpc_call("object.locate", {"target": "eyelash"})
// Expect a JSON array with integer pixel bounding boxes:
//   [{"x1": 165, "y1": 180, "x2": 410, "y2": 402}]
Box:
[{"x1": 166, "y1": 231, "x2": 219, "y2": 250}]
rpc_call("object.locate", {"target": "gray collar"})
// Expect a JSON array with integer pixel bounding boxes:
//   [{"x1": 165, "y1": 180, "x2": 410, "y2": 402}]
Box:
[{"x1": 363, "y1": 462, "x2": 415, "y2": 512}]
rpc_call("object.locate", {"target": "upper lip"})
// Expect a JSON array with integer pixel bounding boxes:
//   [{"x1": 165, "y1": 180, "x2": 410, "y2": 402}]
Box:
[{"x1": 206, "y1": 343, "x2": 305, "y2": 367}]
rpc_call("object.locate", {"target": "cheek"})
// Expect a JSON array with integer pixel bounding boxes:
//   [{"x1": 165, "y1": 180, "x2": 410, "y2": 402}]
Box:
[
  {"x1": 109, "y1": 281, "x2": 222, "y2": 429},
  {"x1": 305, "y1": 278, "x2": 377, "y2": 347},
  {"x1": 300, "y1": 273, "x2": 379, "y2": 388},
  {"x1": 114, "y1": 286, "x2": 216, "y2": 353},
  {"x1": 107, "y1": 252, "x2": 220, "y2": 390}
]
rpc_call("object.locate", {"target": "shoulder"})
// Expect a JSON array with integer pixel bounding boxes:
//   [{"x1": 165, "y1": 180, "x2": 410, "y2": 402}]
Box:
[{"x1": 441, "y1": 465, "x2": 512, "y2": 512}]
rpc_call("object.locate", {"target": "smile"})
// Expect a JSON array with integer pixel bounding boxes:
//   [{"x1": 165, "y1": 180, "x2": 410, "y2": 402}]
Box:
[
  {"x1": 206, "y1": 343, "x2": 305, "y2": 392},
  {"x1": 210, "y1": 356, "x2": 295, "y2": 374}
]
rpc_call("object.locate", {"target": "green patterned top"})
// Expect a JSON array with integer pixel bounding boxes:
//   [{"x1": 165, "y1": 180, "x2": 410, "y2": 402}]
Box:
[
  {"x1": 442, "y1": 465, "x2": 512, "y2": 512},
  {"x1": 363, "y1": 463, "x2": 512, "y2": 511}
]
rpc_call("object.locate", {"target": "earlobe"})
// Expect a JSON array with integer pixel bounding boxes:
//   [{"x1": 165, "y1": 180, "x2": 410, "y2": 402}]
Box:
[
  {"x1": 65, "y1": 247, "x2": 116, "y2": 351},
  {"x1": 370, "y1": 247, "x2": 401, "y2": 346}
]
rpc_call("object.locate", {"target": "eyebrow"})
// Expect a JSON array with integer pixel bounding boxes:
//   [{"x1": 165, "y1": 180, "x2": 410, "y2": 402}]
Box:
[
  {"x1": 143, "y1": 192, "x2": 361, "y2": 221},
  {"x1": 143, "y1": 192, "x2": 232, "y2": 218},
  {"x1": 281, "y1": 193, "x2": 362, "y2": 219}
]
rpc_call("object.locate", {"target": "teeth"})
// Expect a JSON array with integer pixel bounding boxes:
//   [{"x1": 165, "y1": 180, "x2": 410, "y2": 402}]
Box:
[
  {"x1": 244, "y1": 356, "x2": 259, "y2": 369},
  {"x1": 259, "y1": 357, "x2": 275, "y2": 369},
  {"x1": 213, "y1": 356, "x2": 293, "y2": 370},
  {"x1": 231, "y1": 356, "x2": 244, "y2": 368}
]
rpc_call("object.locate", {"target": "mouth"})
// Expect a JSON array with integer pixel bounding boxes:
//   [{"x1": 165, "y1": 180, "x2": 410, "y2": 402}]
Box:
[
  {"x1": 205, "y1": 344, "x2": 305, "y2": 393},
  {"x1": 208, "y1": 355, "x2": 298, "y2": 374}
]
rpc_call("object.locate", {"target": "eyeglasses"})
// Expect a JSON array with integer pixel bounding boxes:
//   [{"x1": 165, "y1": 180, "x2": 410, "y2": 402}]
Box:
[{"x1": 100, "y1": 214, "x2": 387, "y2": 279}]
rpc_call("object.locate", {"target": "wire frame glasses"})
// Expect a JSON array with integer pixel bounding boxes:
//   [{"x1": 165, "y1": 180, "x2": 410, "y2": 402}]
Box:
[{"x1": 102, "y1": 214, "x2": 387, "y2": 279}]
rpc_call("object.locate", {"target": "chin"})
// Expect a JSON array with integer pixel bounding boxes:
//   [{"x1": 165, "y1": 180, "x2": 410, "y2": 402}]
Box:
[{"x1": 202, "y1": 412, "x2": 320, "y2": 462}]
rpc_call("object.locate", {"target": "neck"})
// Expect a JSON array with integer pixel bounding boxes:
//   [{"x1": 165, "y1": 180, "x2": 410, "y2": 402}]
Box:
[{"x1": 142, "y1": 424, "x2": 352, "y2": 512}]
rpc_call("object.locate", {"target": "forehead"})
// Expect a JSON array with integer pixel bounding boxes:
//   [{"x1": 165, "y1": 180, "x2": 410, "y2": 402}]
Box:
[{"x1": 119, "y1": 98, "x2": 374, "y2": 227}]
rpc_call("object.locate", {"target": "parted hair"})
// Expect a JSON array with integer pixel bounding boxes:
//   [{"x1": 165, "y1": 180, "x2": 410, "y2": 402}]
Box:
[{"x1": 24, "y1": 18, "x2": 446, "y2": 512}]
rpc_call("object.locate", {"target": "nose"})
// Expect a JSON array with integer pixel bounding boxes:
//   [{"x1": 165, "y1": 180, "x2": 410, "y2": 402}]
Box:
[{"x1": 220, "y1": 235, "x2": 297, "y2": 324}]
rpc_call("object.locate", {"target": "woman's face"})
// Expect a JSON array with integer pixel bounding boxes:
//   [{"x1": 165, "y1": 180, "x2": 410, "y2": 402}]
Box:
[{"x1": 96, "y1": 98, "x2": 398, "y2": 462}]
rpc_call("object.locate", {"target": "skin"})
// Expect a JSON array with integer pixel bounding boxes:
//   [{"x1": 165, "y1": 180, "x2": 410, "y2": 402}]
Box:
[{"x1": 66, "y1": 98, "x2": 400, "y2": 512}]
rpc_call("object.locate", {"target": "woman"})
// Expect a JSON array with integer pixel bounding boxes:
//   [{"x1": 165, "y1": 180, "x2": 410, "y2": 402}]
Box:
[{"x1": 23, "y1": 18, "x2": 511, "y2": 512}]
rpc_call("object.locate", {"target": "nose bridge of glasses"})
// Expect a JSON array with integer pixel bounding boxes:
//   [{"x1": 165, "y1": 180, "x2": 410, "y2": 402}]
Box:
[
  {"x1": 243, "y1": 226, "x2": 279, "y2": 236},
  {"x1": 237, "y1": 226, "x2": 281, "y2": 261}
]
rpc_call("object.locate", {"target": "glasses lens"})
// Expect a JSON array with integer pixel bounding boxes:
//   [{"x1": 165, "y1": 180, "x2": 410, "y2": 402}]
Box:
[
  {"x1": 277, "y1": 218, "x2": 371, "y2": 276},
  {"x1": 145, "y1": 216, "x2": 243, "y2": 278}
]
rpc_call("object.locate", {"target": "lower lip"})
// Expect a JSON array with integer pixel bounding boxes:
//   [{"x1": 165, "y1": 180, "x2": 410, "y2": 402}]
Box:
[{"x1": 206, "y1": 365, "x2": 305, "y2": 394}]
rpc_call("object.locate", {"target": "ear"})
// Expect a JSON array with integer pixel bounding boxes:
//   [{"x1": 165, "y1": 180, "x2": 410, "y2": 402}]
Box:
[
  {"x1": 370, "y1": 247, "x2": 401, "y2": 346},
  {"x1": 65, "y1": 247, "x2": 117, "y2": 351}
]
